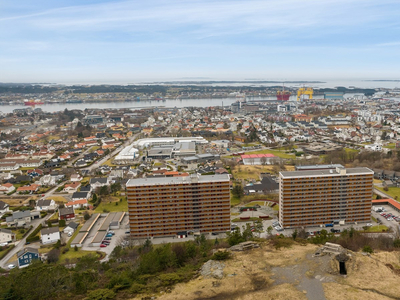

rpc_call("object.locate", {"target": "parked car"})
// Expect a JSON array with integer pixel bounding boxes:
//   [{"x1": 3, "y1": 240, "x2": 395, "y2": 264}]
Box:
[
  {"x1": 105, "y1": 234, "x2": 113, "y2": 238},
  {"x1": 366, "y1": 223, "x2": 373, "y2": 227},
  {"x1": 108, "y1": 231, "x2": 115, "y2": 235},
  {"x1": 102, "y1": 241, "x2": 110, "y2": 245},
  {"x1": 104, "y1": 237, "x2": 112, "y2": 241},
  {"x1": 100, "y1": 244, "x2": 107, "y2": 248},
  {"x1": 7, "y1": 264, "x2": 16, "y2": 270}
]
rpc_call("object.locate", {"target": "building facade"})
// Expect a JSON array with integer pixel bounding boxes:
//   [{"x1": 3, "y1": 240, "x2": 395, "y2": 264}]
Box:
[
  {"x1": 127, "y1": 174, "x2": 231, "y2": 238},
  {"x1": 279, "y1": 166, "x2": 373, "y2": 228}
]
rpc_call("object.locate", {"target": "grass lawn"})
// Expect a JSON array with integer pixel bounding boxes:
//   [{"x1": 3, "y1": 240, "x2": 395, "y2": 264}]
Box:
[
  {"x1": 47, "y1": 195, "x2": 68, "y2": 203},
  {"x1": 384, "y1": 143, "x2": 396, "y2": 149},
  {"x1": 244, "y1": 149, "x2": 294, "y2": 159},
  {"x1": 245, "y1": 201, "x2": 270, "y2": 207},
  {"x1": 375, "y1": 186, "x2": 400, "y2": 200},
  {"x1": 344, "y1": 148, "x2": 359, "y2": 154},
  {"x1": 49, "y1": 212, "x2": 59, "y2": 221},
  {"x1": 12, "y1": 229, "x2": 26, "y2": 240},
  {"x1": 230, "y1": 194, "x2": 241, "y2": 206},
  {"x1": 272, "y1": 204, "x2": 279, "y2": 211},
  {"x1": 102, "y1": 158, "x2": 116, "y2": 167},
  {"x1": 59, "y1": 249, "x2": 102, "y2": 263},
  {"x1": 373, "y1": 179, "x2": 382, "y2": 184},
  {"x1": 364, "y1": 225, "x2": 389, "y2": 232},
  {"x1": 94, "y1": 196, "x2": 128, "y2": 213},
  {"x1": 154, "y1": 162, "x2": 163, "y2": 167}
]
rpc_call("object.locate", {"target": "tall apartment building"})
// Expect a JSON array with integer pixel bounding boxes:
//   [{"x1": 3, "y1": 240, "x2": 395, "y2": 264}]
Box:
[
  {"x1": 279, "y1": 166, "x2": 373, "y2": 228},
  {"x1": 126, "y1": 174, "x2": 230, "y2": 238}
]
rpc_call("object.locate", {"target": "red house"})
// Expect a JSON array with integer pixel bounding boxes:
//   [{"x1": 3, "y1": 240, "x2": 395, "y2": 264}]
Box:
[{"x1": 58, "y1": 207, "x2": 75, "y2": 221}]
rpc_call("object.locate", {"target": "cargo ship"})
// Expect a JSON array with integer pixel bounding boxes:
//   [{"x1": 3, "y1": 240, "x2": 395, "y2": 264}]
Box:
[
  {"x1": 24, "y1": 99, "x2": 44, "y2": 106},
  {"x1": 276, "y1": 90, "x2": 291, "y2": 101}
]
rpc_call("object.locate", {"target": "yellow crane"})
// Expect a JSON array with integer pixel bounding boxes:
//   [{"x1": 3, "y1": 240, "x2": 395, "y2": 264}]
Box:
[{"x1": 297, "y1": 87, "x2": 313, "y2": 101}]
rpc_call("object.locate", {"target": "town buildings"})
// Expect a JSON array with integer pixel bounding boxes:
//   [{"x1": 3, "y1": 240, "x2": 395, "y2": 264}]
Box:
[
  {"x1": 126, "y1": 174, "x2": 231, "y2": 238},
  {"x1": 279, "y1": 165, "x2": 374, "y2": 228}
]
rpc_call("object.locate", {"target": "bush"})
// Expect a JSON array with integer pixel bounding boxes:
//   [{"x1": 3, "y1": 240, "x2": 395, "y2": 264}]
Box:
[
  {"x1": 59, "y1": 219, "x2": 66, "y2": 227},
  {"x1": 84, "y1": 212, "x2": 91, "y2": 221},
  {"x1": 362, "y1": 245, "x2": 373, "y2": 253},
  {"x1": 86, "y1": 289, "x2": 115, "y2": 300},
  {"x1": 0, "y1": 245, "x2": 15, "y2": 260},
  {"x1": 26, "y1": 224, "x2": 42, "y2": 243},
  {"x1": 47, "y1": 248, "x2": 60, "y2": 263},
  {"x1": 158, "y1": 273, "x2": 182, "y2": 286},
  {"x1": 129, "y1": 283, "x2": 147, "y2": 294},
  {"x1": 212, "y1": 250, "x2": 231, "y2": 261}
]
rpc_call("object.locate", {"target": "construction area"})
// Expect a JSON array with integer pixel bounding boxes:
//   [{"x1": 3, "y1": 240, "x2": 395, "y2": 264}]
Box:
[{"x1": 146, "y1": 241, "x2": 400, "y2": 300}]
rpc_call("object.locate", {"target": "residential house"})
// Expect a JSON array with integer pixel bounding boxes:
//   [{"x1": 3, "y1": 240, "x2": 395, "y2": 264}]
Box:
[
  {"x1": 17, "y1": 247, "x2": 39, "y2": 268},
  {"x1": 63, "y1": 182, "x2": 81, "y2": 193},
  {"x1": 6, "y1": 211, "x2": 32, "y2": 227},
  {"x1": 0, "y1": 200, "x2": 10, "y2": 216},
  {"x1": 35, "y1": 199, "x2": 57, "y2": 211},
  {"x1": 0, "y1": 228, "x2": 16, "y2": 244},
  {"x1": 244, "y1": 175, "x2": 279, "y2": 195},
  {"x1": 17, "y1": 184, "x2": 40, "y2": 193},
  {"x1": 89, "y1": 177, "x2": 109, "y2": 189},
  {"x1": 70, "y1": 174, "x2": 83, "y2": 182},
  {"x1": 39, "y1": 174, "x2": 59, "y2": 186},
  {"x1": 65, "y1": 199, "x2": 88, "y2": 209},
  {"x1": 0, "y1": 183, "x2": 15, "y2": 194},
  {"x1": 59, "y1": 207, "x2": 75, "y2": 221},
  {"x1": 71, "y1": 191, "x2": 89, "y2": 201},
  {"x1": 63, "y1": 221, "x2": 79, "y2": 235},
  {"x1": 41, "y1": 227, "x2": 60, "y2": 244}
]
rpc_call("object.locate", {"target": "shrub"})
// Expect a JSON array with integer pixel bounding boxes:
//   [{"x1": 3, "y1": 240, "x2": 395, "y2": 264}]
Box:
[
  {"x1": 86, "y1": 289, "x2": 115, "y2": 300},
  {"x1": 59, "y1": 219, "x2": 66, "y2": 227},
  {"x1": 129, "y1": 283, "x2": 147, "y2": 294},
  {"x1": 47, "y1": 248, "x2": 60, "y2": 263},
  {"x1": 158, "y1": 273, "x2": 182, "y2": 286},
  {"x1": 84, "y1": 212, "x2": 91, "y2": 220},
  {"x1": 212, "y1": 250, "x2": 231, "y2": 261},
  {"x1": 362, "y1": 245, "x2": 373, "y2": 253}
]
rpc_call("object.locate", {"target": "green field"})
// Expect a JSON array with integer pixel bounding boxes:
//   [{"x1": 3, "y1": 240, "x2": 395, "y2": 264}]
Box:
[
  {"x1": 375, "y1": 186, "x2": 400, "y2": 200},
  {"x1": 384, "y1": 143, "x2": 396, "y2": 149},
  {"x1": 365, "y1": 225, "x2": 389, "y2": 232},
  {"x1": 94, "y1": 197, "x2": 128, "y2": 213}
]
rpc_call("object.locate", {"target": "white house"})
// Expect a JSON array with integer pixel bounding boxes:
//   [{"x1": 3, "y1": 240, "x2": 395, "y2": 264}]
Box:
[
  {"x1": 63, "y1": 222, "x2": 79, "y2": 235},
  {"x1": 0, "y1": 228, "x2": 16, "y2": 244},
  {"x1": 70, "y1": 174, "x2": 83, "y2": 182},
  {"x1": 0, "y1": 200, "x2": 10, "y2": 216},
  {"x1": 40, "y1": 227, "x2": 60, "y2": 244},
  {"x1": 35, "y1": 199, "x2": 57, "y2": 211},
  {"x1": 365, "y1": 144, "x2": 382, "y2": 151},
  {"x1": 0, "y1": 183, "x2": 15, "y2": 194},
  {"x1": 89, "y1": 178, "x2": 109, "y2": 189}
]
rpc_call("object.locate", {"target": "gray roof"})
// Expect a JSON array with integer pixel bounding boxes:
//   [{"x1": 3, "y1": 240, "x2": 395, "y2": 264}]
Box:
[
  {"x1": 66, "y1": 221, "x2": 79, "y2": 230},
  {"x1": 0, "y1": 228, "x2": 12, "y2": 234},
  {"x1": 90, "y1": 178, "x2": 108, "y2": 184},
  {"x1": 17, "y1": 247, "x2": 39, "y2": 258},
  {"x1": 41, "y1": 226, "x2": 60, "y2": 235},
  {"x1": 280, "y1": 167, "x2": 374, "y2": 178},
  {"x1": 72, "y1": 191, "x2": 89, "y2": 199},
  {"x1": 127, "y1": 174, "x2": 230, "y2": 187},
  {"x1": 0, "y1": 201, "x2": 8, "y2": 210},
  {"x1": 59, "y1": 207, "x2": 75, "y2": 216},
  {"x1": 12, "y1": 210, "x2": 31, "y2": 220},
  {"x1": 36, "y1": 199, "x2": 52, "y2": 207}
]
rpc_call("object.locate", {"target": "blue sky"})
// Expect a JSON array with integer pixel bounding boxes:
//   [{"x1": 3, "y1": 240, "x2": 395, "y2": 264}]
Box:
[{"x1": 0, "y1": 0, "x2": 399, "y2": 83}]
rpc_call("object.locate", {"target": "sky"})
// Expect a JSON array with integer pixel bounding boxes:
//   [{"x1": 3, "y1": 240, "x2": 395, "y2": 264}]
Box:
[{"x1": 0, "y1": 0, "x2": 400, "y2": 84}]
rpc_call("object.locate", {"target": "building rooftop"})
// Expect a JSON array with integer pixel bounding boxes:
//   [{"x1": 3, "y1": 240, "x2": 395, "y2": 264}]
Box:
[
  {"x1": 127, "y1": 174, "x2": 230, "y2": 187},
  {"x1": 280, "y1": 167, "x2": 374, "y2": 178}
]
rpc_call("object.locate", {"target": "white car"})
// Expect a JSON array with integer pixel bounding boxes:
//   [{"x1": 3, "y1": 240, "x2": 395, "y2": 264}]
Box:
[
  {"x1": 366, "y1": 223, "x2": 373, "y2": 227},
  {"x1": 7, "y1": 264, "x2": 16, "y2": 270}
]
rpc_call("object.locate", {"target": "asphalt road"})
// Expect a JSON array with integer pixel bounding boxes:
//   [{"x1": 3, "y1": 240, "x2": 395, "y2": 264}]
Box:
[{"x1": 0, "y1": 212, "x2": 55, "y2": 269}]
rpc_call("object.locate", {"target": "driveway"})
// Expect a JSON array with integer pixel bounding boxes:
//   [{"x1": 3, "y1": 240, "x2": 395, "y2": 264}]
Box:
[{"x1": 0, "y1": 212, "x2": 55, "y2": 269}]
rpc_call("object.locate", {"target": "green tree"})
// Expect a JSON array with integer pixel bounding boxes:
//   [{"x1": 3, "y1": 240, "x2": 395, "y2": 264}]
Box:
[
  {"x1": 267, "y1": 226, "x2": 273, "y2": 236},
  {"x1": 232, "y1": 184, "x2": 244, "y2": 199},
  {"x1": 292, "y1": 229, "x2": 298, "y2": 240}
]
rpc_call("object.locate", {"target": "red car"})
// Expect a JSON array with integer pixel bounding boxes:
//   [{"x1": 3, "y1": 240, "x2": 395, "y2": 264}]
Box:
[{"x1": 100, "y1": 244, "x2": 107, "y2": 248}]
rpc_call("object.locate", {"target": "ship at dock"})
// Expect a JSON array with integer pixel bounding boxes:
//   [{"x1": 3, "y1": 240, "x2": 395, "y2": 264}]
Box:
[{"x1": 276, "y1": 90, "x2": 291, "y2": 101}]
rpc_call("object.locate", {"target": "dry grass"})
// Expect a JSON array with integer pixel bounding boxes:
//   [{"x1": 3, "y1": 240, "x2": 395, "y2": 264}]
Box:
[
  {"x1": 131, "y1": 242, "x2": 400, "y2": 300},
  {"x1": 0, "y1": 196, "x2": 32, "y2": 206},
  {"x1": 47, "y1": 195, "x2": 68, "y2": 203},
  {"x1": 232, "y1": 165, "x2": 295, "y2": 180}
]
